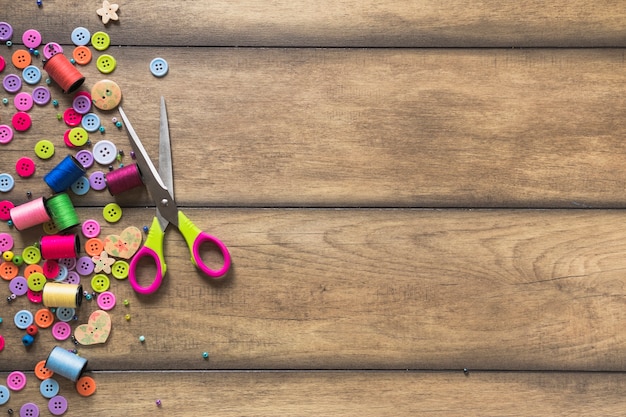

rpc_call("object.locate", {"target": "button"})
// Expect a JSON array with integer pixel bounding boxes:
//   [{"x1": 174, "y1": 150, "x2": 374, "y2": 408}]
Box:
[
  {"x1": 35, "y1": 308, "x2": 54, "y2": 328},
  {"x1": 14, "y1": 91, "x2": 33, "y2": 111},
  {"x1": 12, "y1": 111, "x2": 31, "y2": 131},
  {"x1": 81, "y1": 112, "x2": 101, "y2": 132},
  {"x1": 2, "y1": 250, "x2": 13, "y2": 262},
  {"x1": 32, "y1": 86, "x2": 51, "y2": 105},
  {"x1": 53, "y1": 264, "x2": 68, "y2": 281},
  {"x1": 34, "y1": 140, "x2": 55, "y2": 161},
  {"x1": 27, "y1": 289, "x2": 43, "y2": 303},
  {"x1": 89, "y1": 171, "x2": 107, "y2": 190},
  {"x1": 73, "y1": 94, "x2": 91, "y2": 114},
  {"x1": 91, "y1": 79, "x2": 122, "y2": 110},
  {"x1": 85, "y1": 238, "x2": 104, "y2": 256},
  {"x1": 20, "y1": 403, "x2": 39, "y2": 417},
  {"x1": 22, "y1": 245, "x2": 42, "y2": 264},
  {"x1": 22, "y1": 29, "x2": 42, "y2": 48},
  {"x1": 42, "y1": 259, "x2": 60, "y2": 279},
  {"x1": 91, "y1": 273, "x2": 110, "y2": 292},
  {"x1": 75, "y1": 149, "x2": 94, "y2": 168},
  {"x1": 42, "y1": 42, "x2": 63, "y2": 60},
  {"x1": 11, "y1": 49, "x2": 31, "y2": 69},
  {"x1": 0, "y1": 22, "x2": 13, "y2": 41},
  {"x1": 35, "y1": 360, "x2": 54, "y2": 380},
  {"x1": 56, "y1": 307, "x2": 75, "y2": 322},
  {"x1": 7, "y1": 371, "x2": 26, "y2": 391},
  {"x1": 63, "y1": 107, "x2": 82, "y2": 127},
  {"x1": 71, "y1": 27, "x2": 91, "y2": 46},
  {"x1": 51, "y1": 321, "x2": 71, "y2": 341},
  {"x1": 96, "y1": 54, "x2": 116, "y2": 74},
  {"x1": 0, "y1": 56, "x2": 4, "y2": 72},
  {"x1": 103, "y1": 202, "x2": 122, "y2": 222},
  {"x1": 27, "y1": 271, "x2": 46, "y2": 291},
  {"x1": 112, "y1": 260, "x2": 129, "y2": 279},
  {"x1": 76, "y1": 375, "x2": 96, "y2": 396},
  {"x1": 0, "y1": 125, "x2": 14, "y2": 144},
  {"x1": 9, "y1": 276, "x2": 28, "y2": 295},
  {"x1": 97, "y1": 291, "x2": 116, "y2": 310},
  {"x1": 0, "y1": 261, "x2": 18, "y2": 280},
  {"x1": 64, "y1": 271, "x2": 80, "y2": 284},
  {"x1": 58, "y1": 257, "x2": 77, "y2": 271},
  {"x1": 0, "y1": 173, "x2": 14, "y2": 192},
  {"x1": 76, "y1": 256, "x2": 94, "y2": 275},
  {"x1": 3, "y1": 73, "x2": 21, "y2": 93},
  {"x1": 68, "y1": 126, "x2": 88, "y2": 146},
  {"x1": 15, "y1": 157, "x2": 36, "y2": 177},
  {"x1": 22, "y1": 65, "x2": 42, "y2": 84},
  {"x1": 48, "y1": 395, "x2": 68, "y2": 416},
  {"x1": 26, "y1": 324, "x2": 38, "y2": 336},
  {"x1": 0, "y1": 336, "x2": 4, "y2": 352},
  {"x1": 40, "y1": 378, "x2": 59, "y2": 399},
  {"x1": 0, "y1": 201, "x2": 13, "y2": 220},
  {"x1": 93, "y1": 140, "x2": 117, "y2": 165},
  {"x1": 0, "y1": 232, "x2": 13, "y2": 250},
  {"x1": 150, "y1": 57, "x2": 169, "y2": 77},
  {"x1": 42, "y1": 220, "x2": 59, "y2": 235},
  {"x1": 24, "y1": 264, "x2": 43, "y2": 278},
  {"x1": 0, "y1": 385, "x2": 8, "y2": 405},
  {"x1": 91, "y1": 31, "x2": 111, "y2": 51},
  {"x1": 71, "y1": 176, "x2": 90, "y2": 196},
  {"x1": 82, "y1": 219, "x2": 100, "y2": 238},
  {"x1": 72, "y1": 45, "x2": 92, "y2": 65},
  {"x1": 14, "y1": 310, "x2": 33, "y2": 330}
]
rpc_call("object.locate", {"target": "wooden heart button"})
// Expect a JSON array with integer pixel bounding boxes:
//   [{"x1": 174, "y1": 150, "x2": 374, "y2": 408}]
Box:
[
  {"x1": 103, "y1": 226, "x2": 142, "y2": 259},
  {"x1": 74, "y1": 310, "x2": 111, "y2": 345}
]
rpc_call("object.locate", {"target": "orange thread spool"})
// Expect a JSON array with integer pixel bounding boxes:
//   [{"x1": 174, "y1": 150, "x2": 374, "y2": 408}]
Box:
[{"x1": 43, "y1": 53, "x2": 85, "y2": 94}]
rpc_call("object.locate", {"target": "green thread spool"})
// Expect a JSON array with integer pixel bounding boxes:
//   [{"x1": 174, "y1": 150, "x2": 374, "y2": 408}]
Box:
[{"x1": 45, "y1": 193, "x2": 80, "y2": 232}]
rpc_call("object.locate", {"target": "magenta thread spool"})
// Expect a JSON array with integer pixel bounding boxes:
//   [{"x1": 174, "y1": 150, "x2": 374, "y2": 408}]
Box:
[
  {"x1": 105, "y1": 163, "x2": 144, "y2": 195},
  {"x1": 44, "y1": 155, "x2": 86, "y2": 193},
  {"x1": 43, "y1": 53, "x2": 85, "y2": 94},
  {"x1": 45, "y1": 345, "x2": 88, "y2": 382},
  {"x1": 41, "y1": 234, "x2": 80, "y2": 259},
  {"x1": 9, "y1": 197, "x2": 51, "y2": 231}
]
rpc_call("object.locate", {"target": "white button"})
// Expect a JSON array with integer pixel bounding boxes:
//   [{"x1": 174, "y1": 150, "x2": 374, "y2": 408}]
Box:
[{"x1": 92, "y1": 140, "x2": 118, "y2": 165}]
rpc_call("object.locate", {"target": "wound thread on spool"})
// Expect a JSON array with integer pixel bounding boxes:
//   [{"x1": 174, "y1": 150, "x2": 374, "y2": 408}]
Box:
[
  {"x1": 42, "y1": 282, "x2": 83, "y2": 308},
  {"x1": 45, "y1": 193, "x2": 80, "y2": 231},
  {"x1": 9, "y1": 196, "x2": 51, "y2": 231},
  {"x1": 45, "y1": 345, "x2": 88, "y2": 382},
  {"x1": 44, "y1": 155, "x2": 86, "y2": 193},
  {"x1": 43, "y1": 53, "x2": 85, "y2": 94},
  {"x1": 41, "y1": 234, "x2": 80, "y2": 259},
  {"x1": 105, "y1": 163, "x2": 144, "y2": 195}
]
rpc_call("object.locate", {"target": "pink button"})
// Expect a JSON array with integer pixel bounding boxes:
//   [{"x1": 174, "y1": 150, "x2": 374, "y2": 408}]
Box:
[
  {"x1": 43, "y1": 259, "x2": 60, "y2": 279},
  {"x1": 27, "y1": 289, "x2": 42, "y2": 304},
  {"x1": 0, "y1": 125, "x2": 13, "y2": 144},
  {"x1": 0, "y1": 56, "x2": 4, "y2": 72},
  {"x1": 22, "y1": 29, "x2": 42, "y2": 48},
  {"x1": 14, "y1": 91, "x2": 33, "y2": 111},
  {"x1": 43, "y1": 42, "x2": 63, "y2": 60},
  {"x1": 0, "y1": 335, "x2": 4, "y2": 351},
  {"x1": 63, "y1": 108, "x2": 82, "y2": 127},
  {"x1": 15, "y1": 157, "x2": 35, "y2": 178},
  {"x1": 7, "y1": 370, "x2": 26, "y2": 391},
  {"x1": 51, "y1": 321, "x2": 71, "y2": 341},
  {"x1": 82, "y1": 219, "x2": 100, "y2": 238},
  {"x1": 63, "y1": 129, "x2": 75, "y2": 148},
  {"x1": 97, "y1": 291, "x2": 116, "y2": 310},
  {"x1": 11, "y1": 111, "x2": 31, "y2": 131},
  {"x1": 0, "y1": 232, "x2": 13, "y2": 251},
  {"x1": 0, "y1": 201, "x2": 14, "y2": 221}
]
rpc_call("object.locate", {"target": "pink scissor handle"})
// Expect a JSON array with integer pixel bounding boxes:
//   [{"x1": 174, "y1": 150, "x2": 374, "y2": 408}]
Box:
[
  {"x1": 128, "y1": 245, "x2": 165, "y2": 295},
  {"x1": 191, "y1": 231, "x2": 231, "y2": 278}
]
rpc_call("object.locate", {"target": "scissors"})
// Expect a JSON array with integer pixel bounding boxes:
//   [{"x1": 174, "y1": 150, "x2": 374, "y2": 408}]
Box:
[{"x1": 118, "y1": 97, "x2": 231, "y2": 294}]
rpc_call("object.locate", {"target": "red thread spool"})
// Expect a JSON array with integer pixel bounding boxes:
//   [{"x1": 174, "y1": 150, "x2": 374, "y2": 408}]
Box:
[
  {"x1": 105, "y1": 163, "x2": 144, "y2": 195},
  {"x1": 43, "y1": 53, "x2": 85, "y2": 94},
  {"x1": 41, "y1": 234, "x2": 80, "y2": 259},
  {"x1": 10, "y1": 197, "x2": 51, "y2": 231}
]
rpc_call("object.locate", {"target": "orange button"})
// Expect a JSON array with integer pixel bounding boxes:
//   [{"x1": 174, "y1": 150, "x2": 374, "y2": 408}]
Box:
[
  {"x1": 24, "y1": 263, "x2": 43, "y2": 278},
  {"x1": 72, "y1": 46, "x2": 92, "y2": 65},
  {"x1": 85, "y1": 238, "x2": 104, "y2": 256},
  {"x1": 34, "y1": 359, "x2": 54, "y2": 380},
  {"x1": 76, "y1": 375, "x2": 96, "y2": 396},
  {"x1": 0, "y1": 261, "x2": 18, "y2": 280},
  {"x1": 35, "y1": 308, "x2": 54, "y2": 328},
  {"x1": 12, "y1": 49, "x2": 31, "y2": 69}
]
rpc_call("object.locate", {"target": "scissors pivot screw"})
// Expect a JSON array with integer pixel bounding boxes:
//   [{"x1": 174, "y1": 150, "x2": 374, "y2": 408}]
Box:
[{"x1": 160, "y1": 198, "x2": 169, "y2": 206}]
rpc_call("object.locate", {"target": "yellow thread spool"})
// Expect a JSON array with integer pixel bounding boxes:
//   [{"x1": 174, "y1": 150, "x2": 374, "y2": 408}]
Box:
[{"x1": 42, "y1": 283, "x2": 83, "y2": 308}]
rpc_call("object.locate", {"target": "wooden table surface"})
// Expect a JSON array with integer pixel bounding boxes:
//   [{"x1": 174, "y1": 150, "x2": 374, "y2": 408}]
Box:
[{"x1": 2, "y1": 1, "x2": 626, "y2": 415}]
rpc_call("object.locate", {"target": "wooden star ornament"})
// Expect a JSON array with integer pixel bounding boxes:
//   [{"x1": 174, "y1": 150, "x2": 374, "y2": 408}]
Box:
[{"x1": 97, "y1": 1, "x2": 119, "y2": 24}]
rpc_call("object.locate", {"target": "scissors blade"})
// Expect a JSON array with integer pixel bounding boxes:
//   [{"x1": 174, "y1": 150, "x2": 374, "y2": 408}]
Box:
[{"x1": 159, "y1": 96, "x2": 174, "y2": 200}]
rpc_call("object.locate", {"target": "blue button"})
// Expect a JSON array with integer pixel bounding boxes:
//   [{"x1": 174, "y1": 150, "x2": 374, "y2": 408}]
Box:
[
  {"x1": 149, "y1": 57, "x2": 168, "y2": 77},
  {"x1": 0, "y1": 173, "x2": 14, "y2": 192},
  {"x1": 70, "y1": 176, "x2": 90, "y2": 196},
  {"x1": 53, "y1": 264, "x2": 69, "y2": 282},
  {"x1": 40, "y1": 378, "x2": 60, "y2": 399},
  {"x1": 71, "y1": 27, "x2": 91, "y2": 46},
  {"x1": 56, "y1": 307, "x2": 75, "y2": 322},
  {"x1": 81, "y1": 112, "x2": 101, "y2": 132},
  {"x1": 14, "y1": 309, "x2": 33, "y2": 329},
  {"x1": 0, "y1": 385, "x2": 9, "y2": 405},
  {"x1": 22, "y1": 65, "x2": 41, "y2": 84}
]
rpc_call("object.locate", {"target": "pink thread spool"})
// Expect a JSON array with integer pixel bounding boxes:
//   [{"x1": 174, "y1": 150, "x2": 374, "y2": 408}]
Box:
[
  {"x1": 105, "y1": 163, "x2": 144, "y2": 195},
  {"x1": 41, "y1": 234, "x2": 80, "y2": 259},
  {"x1": 10, "y1": 197, "x2": 51, "y2": 231}
]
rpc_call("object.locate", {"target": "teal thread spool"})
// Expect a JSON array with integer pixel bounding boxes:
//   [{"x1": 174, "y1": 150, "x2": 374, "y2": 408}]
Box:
[
  {"x1": 45, "y1": 346, "x2": 88, "y2": 382},
  {"x1": 45, "y1": 193, "x2": 80, "y2": 231}
]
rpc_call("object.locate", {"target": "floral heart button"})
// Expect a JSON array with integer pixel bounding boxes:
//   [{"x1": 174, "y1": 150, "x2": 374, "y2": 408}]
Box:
[
  {"x1": 74, "y1": 310, "x2": 111, "y2": 345},
  {"x1": 103, "y1": 226, "x2": 142, "y2": 259}
]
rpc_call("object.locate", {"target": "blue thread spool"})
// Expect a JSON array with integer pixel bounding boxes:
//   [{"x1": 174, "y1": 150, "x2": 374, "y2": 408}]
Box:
[
  {"x1": 45, "y1": 345, "x2": 88, "y2": 382},
  {"x1": 44, "y1": 155, "x2": 86, "y2": 193}
]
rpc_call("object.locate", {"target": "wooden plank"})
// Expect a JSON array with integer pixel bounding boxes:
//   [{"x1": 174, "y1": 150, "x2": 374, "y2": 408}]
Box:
[
  {"x1": 1, "y1": 370, "x2": 626, "y2": 416},
  {"x1": 2, "y1": 48, "x2": 626, "y2": 208},
  {"x1": 2, "y1": 208, "x2": 626, "y2": 372},
  {"x1": 4, "y1": 1, "x2": 626, "y2": 47}
]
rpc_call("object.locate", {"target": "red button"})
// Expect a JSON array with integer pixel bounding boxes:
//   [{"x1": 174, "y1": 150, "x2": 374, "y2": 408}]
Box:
[
  {"x1": 63, "y1": 108, "x2": 82, "y2": 127},
  {"x1": 12, "y1": 111, "x2": 32, "y2": 131},
  {"x1": 15, "y1": 157, "x2": 35, "y2": 177},
  {"x1": 0, "y1": 200, "x2": 14, "y2": 221}
]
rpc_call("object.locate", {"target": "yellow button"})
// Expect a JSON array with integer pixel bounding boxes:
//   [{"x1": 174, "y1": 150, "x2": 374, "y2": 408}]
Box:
[
  {"x1": 72, "y1": 46, "x2": 92, "y2": 65},
  {"x1": 96, "y1": 54, "x2": 116, "y2": 74},
  {"x1": 91, "y1": 79, "x2": 122, "y2": 111},
  {"x1": 68, "y1": 127, "x2": 89, "y2": 147},
  {"x1": 12, "y1": 49, "x2": 31, "y2": 69},
  {"x1": 103, "y1": 202, "x2": 122, "y2": 223},
  {"x1": 2, "y1": 250, "x2": 13, "y2": 262},
  {"x1": 27, "y1": 272, "x2": 46, "y2": 291},
  {"x1": 91, "y1": 31, "x2": 110, "y2": 51},
  {"x1": 111, "y1": 260, "x2": 129, "y2": 279},
  {"x1": 91, "y1": 273, "x2": 110, "y2": 292},
  {"x1": 22, "y1": 245, "x2": 42, "y2": 265},
  {"x1": 34, "y1": 139, "x2": 55, "y2": 159}
]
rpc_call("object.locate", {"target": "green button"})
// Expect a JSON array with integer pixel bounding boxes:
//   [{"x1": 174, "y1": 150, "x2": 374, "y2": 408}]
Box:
[
  {"x1": 103, "y1": 203, "x2": 122, "y2": 223},
  {"x1": 27, "y1": 272, "x2": 46, "y2": 291},
  {"x1": 11, "y1": 255, "x2": 23, "y2": 266},
  {"x1": 96, "y1": 54, "x2": 116, "y2": 74},
  {"x1": 91, "y1": 31, "x2": 110, "y2": 51},
  {"x1": 111, "y1": 260, "x2": 129, "y2": 279},
  {"x1": 34, "y1": 139, "x2": 55, "y2": 159},
  {"x1": 68, "y1": 127, "x2": 89, "y2": 147},
  {"x1": 91, "y1": 273, "x2": 110, "y2": 293},
  {"x1": 22, "y1": 245, "x2": 41, "y2": 265}
]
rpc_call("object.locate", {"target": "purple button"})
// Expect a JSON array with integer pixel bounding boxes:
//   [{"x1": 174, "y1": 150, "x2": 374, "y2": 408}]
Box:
[
  {"x1": 51, "y1": 321, "x2": 71, "y2": 341},
  {"x1": 89, "y1": 171, "x2": 107, "y2": 191},
  {"x1": 20, "y1": 402, "x2": 39, "y2": 417},
  {"x1": 43, "y1": 42, "x2": 63, "y2": 60},
  {"x1": 22, "y1": 29, "x2": 42, "y2": 49},
  {"x1": 0, "y1": 22, "x2": 13, "y2": 42},
  {"x1": 48, "y1": 395, "x2": 67, "y2": 416},
  {"x1": 9, "y1": 276, "x2": 28, "y2": 296},
  {"x1": 0, "y1": 125, "x2": 13, "y2": 144},
  {"x1": 65, "y1": 270, "x2": 80, "y2": 284},
  {"x1": 75, "y1": 149, "x2": 94, "y2": 168},
  {"x1": 72, "y1": 94, "x2": 91, "y2": 114},
  {"x1": 3, "y1": 74, "x2": 21, "y2": 93},
  {"x1": 32, "y1": 86, "x2": 51, "y2": 105},
  {"x1": 7, "y1": 371, "x2": 26, "y2": 391},
  {"x1": 58, "y1": 257, "x2": 77, "y2": 271},
  {"x1": 76, "y1": 256, "x2": 94, "y2": 276},
  {"x1": 14, "y1": 92, "x2": 33, "y2": 111}
]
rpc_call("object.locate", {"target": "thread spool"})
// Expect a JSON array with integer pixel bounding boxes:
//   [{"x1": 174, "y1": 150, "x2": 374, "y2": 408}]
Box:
[
  {"x1": 42, "y1": 282, "x2": 83, "y2": 308},
  {"x1": 105, "y1": 163, "x2": 144, "y2": 195},
  {"x1": 45, "y1": 346, "x2": 88, "y2": 382},
  {"x1": 43, "y1": 53, "x2": 85, "y2": 94},
  {"x1": 9, "y1": 197, "x2": 51, "y2": 231},
  {"x1": 41, "y1": 234, "x2": 80, "y2": 259},
  {"x1": 44, "y1": 155, "x2": 86, "y2": 193},
  {"x1": 45, "y1": 193, "x2": 80, "y2": 231}
]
